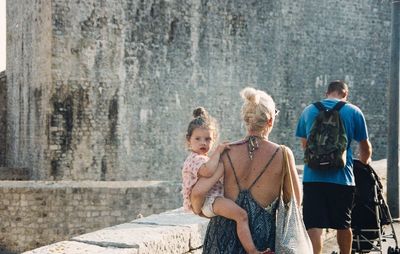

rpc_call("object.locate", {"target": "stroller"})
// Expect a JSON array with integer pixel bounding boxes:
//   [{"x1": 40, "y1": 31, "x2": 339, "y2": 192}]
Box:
[{"x1": 351, "y1": 159, "x2": 399, "y2": 253}]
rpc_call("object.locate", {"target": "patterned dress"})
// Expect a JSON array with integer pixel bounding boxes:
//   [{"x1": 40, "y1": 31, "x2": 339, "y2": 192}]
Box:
[
  {"x1": 181, "y1": 152, "x2": 223, "y2": 213},
  {"x1": 202, "y1": 148, "x2": 280, "y2": 253}
]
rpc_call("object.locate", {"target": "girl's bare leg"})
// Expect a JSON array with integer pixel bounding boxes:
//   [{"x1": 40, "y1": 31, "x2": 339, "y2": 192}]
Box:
[{"x1": 213, "y1": 197, "x2": 263, "y2": 254}]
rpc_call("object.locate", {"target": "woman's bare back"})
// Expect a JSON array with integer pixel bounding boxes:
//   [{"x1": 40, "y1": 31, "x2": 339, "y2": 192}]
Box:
[
  {"x1": 222, "y1": 139, "x2": 284, "y2": 208},
  {"x1": 203, "y1": 139, "x2": 285, "y2": 253}
]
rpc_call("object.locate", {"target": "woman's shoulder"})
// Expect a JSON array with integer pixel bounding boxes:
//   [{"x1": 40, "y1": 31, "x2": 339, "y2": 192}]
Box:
[
  {"x1": 265, "y1": 141, "x2": 283, "y2": 150},
  {"x1": 219, "y1": 139, "x2": 248, "y2": 158},
  {"x1": 267, "y1": 142, "x2": 295, "y2": 156},
  {"x1": 228, "y1": 139, "x2": 247, "y2": 146},
  {"x1": 274, "y1": 144, "x2": 295, "y2": 158}
]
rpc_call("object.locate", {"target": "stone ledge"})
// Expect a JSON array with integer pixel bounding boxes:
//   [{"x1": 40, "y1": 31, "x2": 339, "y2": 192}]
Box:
[
  {"x1": 22, "y1": 208, "x2": 208, "y2": 254},
  {"x1": 20, "y1": 207, "x2": 335, "y2": 254},
  {"x1": 23, "y1": 241, "x2": 139, "y2": 254}
]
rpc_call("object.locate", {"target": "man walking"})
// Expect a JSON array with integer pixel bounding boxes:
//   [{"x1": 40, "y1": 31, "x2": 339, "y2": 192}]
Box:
[{"x1": 296, "y1": 80, "x2": 372, "y2": 254}]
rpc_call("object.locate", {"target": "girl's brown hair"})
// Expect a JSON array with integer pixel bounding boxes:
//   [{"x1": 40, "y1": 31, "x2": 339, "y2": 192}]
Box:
[{"x1": 185, "y1": 107, "x2": 218, "y2": 142}]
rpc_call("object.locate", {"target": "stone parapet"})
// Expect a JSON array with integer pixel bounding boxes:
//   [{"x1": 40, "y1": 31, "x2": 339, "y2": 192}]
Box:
[
  {"x1": 23, "y1": 208, "x2": 208, "y2": 254},
  {"x1": 0, "y1": 181, "x2": 182, "y2": 253},
  {"x1": 18, "y1": 208, "x2": 342, "y2": 254},
  {"x1": 19, "y1": 160, "x2": 389, "y2": 253}
]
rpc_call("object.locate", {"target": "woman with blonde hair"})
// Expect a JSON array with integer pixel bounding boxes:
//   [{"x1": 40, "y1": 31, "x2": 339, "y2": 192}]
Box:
[{"x1": 194, "y1": 87, "x2": 302, "y2": 253}]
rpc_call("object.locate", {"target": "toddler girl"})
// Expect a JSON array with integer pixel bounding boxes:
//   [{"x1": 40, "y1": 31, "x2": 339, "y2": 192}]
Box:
[{"x1": 181, "y1": 107, "x2": 270, "y2": 254}]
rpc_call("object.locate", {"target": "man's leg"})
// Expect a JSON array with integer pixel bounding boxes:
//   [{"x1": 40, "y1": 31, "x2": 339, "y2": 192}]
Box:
[
  {"x1": 303, "y1": 183, "x2": 328, "y2": 254},
  {"x1": 337, "y1": 228, "x2": 352, "y2": 254},
  {"x1": 307, "y1": 228, "x2": 323, "y2": 254},
  {"x1": 327, "y1": 184, "x2": 355, "y2": 254}
]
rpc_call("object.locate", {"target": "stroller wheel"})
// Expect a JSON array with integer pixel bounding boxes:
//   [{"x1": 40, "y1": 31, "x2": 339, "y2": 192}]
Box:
[{"x1": 387, "y1": 246, "x2": 400, "y2": 254}]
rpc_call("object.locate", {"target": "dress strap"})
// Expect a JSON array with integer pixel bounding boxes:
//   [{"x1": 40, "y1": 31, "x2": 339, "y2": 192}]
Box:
[
  {"x1": 248, "y1": 147, "x2": 280, "y2": 190},
  {"x1": 226, "y1": 152, "x2": 242, "y2": 191}
]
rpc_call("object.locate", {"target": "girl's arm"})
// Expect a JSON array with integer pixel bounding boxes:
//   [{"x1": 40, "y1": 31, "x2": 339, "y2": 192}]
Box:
[
  {"x1": 191, "y1": 162, "x2": 224, "y2": 214},
  {"x1": 198, "y1": 143, "x2": 230, "y2": 177}
]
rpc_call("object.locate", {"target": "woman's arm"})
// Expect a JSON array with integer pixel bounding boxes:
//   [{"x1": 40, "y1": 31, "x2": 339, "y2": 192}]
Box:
[{"x1": 283, "y1": 148, "x2": 302, "y2": 206}]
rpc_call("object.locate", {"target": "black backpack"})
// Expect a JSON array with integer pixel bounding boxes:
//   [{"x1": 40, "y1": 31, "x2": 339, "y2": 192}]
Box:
[{"x1": 304, "y1": 101, "x2": 348, "y2": 170}]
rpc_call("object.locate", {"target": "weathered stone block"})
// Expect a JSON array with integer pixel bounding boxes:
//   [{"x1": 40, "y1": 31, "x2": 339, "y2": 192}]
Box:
[
  {"x1": 0, "y1": 180, "x2": 182, "y2": 253},
  {"x1": 24, "y1": 208, "x2": 208, "y2": 254},
  {"x1": 73, "y1": 222, "x2": 191, "y2": 253},
  {"x1": 134, "y1": 208, "x2": 208, "y2": 249},
  {"x1": 22, "y1": 241, "x2": 138, "y2": 254}
]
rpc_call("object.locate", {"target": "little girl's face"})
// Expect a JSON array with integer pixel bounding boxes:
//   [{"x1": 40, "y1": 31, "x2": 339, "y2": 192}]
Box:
[{"x1": 188, "y1": 127, "x2": 214, "y2": 155}]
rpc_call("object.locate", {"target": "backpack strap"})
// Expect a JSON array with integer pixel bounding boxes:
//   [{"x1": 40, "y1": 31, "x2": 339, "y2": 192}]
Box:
[
  {"x1": 332, "y1": 101, "x2": 346, "y2": 111},
  {"x1": 313, "y1": 101, "x2": 346, "y2": 112},
  {"x1": 313, "y1": 102, "x2": 325, "y2": 111}
]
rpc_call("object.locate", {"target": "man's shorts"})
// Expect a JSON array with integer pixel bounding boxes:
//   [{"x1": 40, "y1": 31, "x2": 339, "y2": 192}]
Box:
[{"x1": 303, "y1": 182, "x2": 355, "y2": 230}]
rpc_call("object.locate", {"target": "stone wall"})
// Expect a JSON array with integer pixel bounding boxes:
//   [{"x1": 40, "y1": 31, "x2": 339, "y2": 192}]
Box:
[
  {"x1": 0, "y1": 71, "x2": 5, "y2": 166},
  {"x1": 6, "y1": 0, "x2": 391, "y2": 181},
  {"x1": 22, "y1": 159, "x2": 388, "y2": 254},
  {"x1": 22, "y1": 208, "x2": 335, "y2": 254},
  {"x1": 0, "y1": 180, "x2": 181, "y2": 253}
]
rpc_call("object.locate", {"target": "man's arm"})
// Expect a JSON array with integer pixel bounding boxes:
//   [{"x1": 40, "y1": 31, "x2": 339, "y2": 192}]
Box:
[
  {"x1": 359, "y1": 139, "x2": 372, "y2": 164},
  {"x1": 300, "y1": 138, "x2": 307, "y2": 150}
]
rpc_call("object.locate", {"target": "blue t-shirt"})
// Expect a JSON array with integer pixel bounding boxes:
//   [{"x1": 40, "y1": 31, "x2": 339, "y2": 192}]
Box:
[{"x1": 295, "y1": 98, "x2": 369, "y2": 186}]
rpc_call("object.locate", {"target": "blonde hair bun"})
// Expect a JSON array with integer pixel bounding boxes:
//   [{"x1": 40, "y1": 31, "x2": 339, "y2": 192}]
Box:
[
  {"x1": 240, "y1": 87, "x2": 276, "y2": 136},
  {"x1": 240, "y1": 87, "x2": 260, "y2": 105}
]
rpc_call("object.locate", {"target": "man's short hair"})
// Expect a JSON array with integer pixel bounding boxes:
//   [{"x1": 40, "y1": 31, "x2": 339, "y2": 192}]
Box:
[{"x1": 327, "y1": 80, "x2": 348, "y2": 97}]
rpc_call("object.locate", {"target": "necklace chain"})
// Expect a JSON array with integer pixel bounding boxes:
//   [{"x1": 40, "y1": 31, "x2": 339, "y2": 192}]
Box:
[{"x1": 247, "y1": 136, "x2": 261, "y2": 160}]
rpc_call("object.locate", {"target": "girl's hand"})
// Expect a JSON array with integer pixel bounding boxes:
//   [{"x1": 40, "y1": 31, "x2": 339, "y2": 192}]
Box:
[{"x1": 216, "y1": 142, "x2": 230, "y2": 154}]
